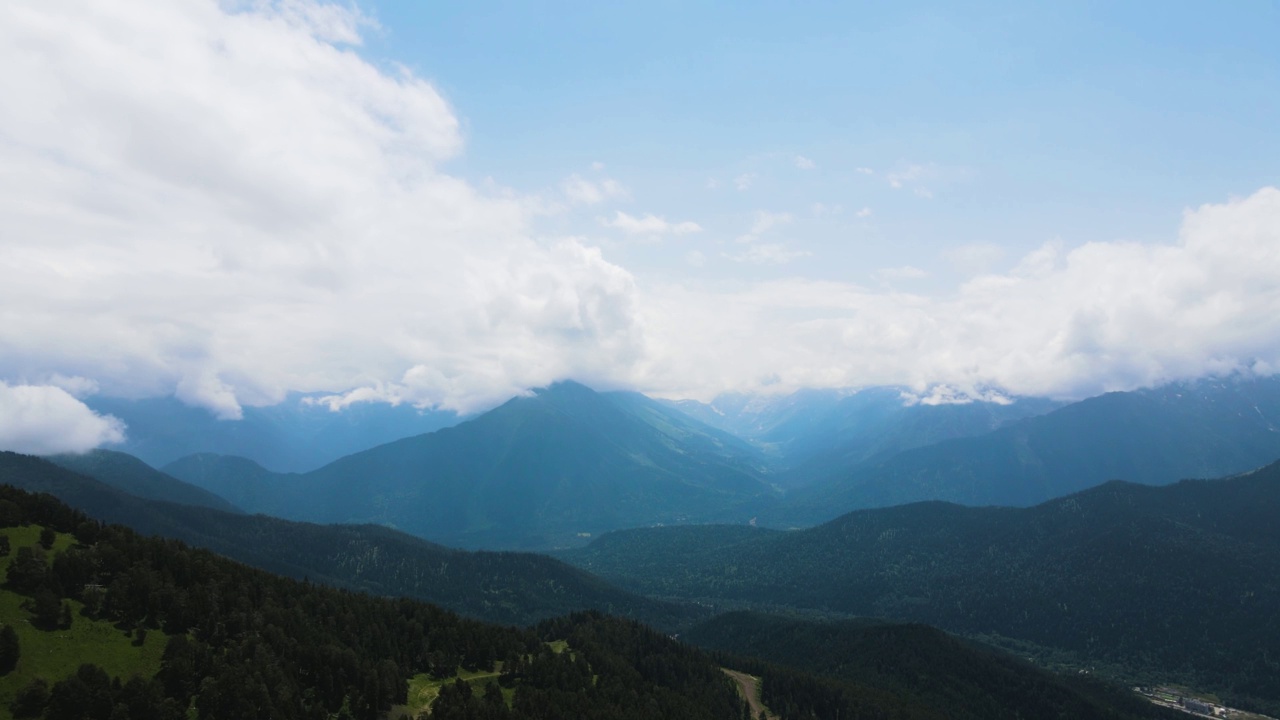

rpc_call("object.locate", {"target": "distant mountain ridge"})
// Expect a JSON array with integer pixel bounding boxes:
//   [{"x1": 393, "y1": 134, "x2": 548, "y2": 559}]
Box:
[
  {"x1": 771, "y1": 374, "x2": 1280, "y2": 524},
  {"x1": 668, "y1": 386, "x2": 1061, "y2": 487},
  {"x1": 165, "y1": 381, "x2": 777, "y2": 549},
  {"x1": 45, "y1": 448, "x2": 241, "y2": 513},
  {"x1": 87, "y1": 392, "x2": 463, "y2": 472}
]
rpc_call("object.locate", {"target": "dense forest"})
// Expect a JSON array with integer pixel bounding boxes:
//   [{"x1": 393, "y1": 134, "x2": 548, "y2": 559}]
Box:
[
  {"x1": 687, "y1": 612, "x2": 1184, "y2": 720},
  {"x1": 0, "y1": 467, "x2": 1209, "y2": 720},
  {"x1": 565, "y1": 463, "x2": 1280, "y2": 714},
  {"x1": 0, "y1": 483, "x2": 753, "y2": 720}
]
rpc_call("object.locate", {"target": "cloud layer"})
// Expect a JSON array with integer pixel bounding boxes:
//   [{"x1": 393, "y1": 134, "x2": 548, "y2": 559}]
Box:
[
  {"x1": 643, "y1": 187, "x2": 1280, "y2": 399},
  {"x1": 2, "y1": 0, "x2": 1279, "y2": 455},
  {"x1": 0, "y1": 383, "x2": 125, "y2": 455},
  {"x1": 0, "y1": 0, "x2": 646, "y2": 419}
]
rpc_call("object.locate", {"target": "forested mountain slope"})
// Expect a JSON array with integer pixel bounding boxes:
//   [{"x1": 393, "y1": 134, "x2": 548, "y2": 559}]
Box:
[
  {"x1": 563, "y1": 462, "x2": 1280, "y2": 714},
  {"x1": 688, "y1": 612, "x2": 1183, "y2": 720},
  {"x1": 0, "y1": 484, "x2": 1182, "y2": 720},
  {"x1": 165, "y1": 381, "x2": 776, "y2": 549},
  {"x1": 0, "y1": 485, "x2": 748, "y2": 720},
  {"x1": 0, "y1": 452, "x2": 698, "y2": 629}
]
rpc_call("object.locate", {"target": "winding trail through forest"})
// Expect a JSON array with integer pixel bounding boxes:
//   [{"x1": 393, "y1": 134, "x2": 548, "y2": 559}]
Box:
[{"x1": 723, "y1": 668, "x2": 778, "y2": 720}]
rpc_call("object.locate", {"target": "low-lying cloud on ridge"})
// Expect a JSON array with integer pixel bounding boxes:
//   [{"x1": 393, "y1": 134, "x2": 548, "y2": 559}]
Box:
[{"x1": 1, "y1": 1, "x2": 1278, "y2": 454}]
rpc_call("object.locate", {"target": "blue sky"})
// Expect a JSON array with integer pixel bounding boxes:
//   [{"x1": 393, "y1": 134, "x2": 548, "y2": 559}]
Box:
[
  {"x1": 1, "y1": 1, "x2": 1279, "y2": 452},
  {"x1": 362, "y1": 1, "x2": 1279, "y2": 285}
]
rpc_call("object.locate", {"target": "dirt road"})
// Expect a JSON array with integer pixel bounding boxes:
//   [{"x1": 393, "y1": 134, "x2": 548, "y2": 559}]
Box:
[{"x1": 723, "y1": 668, "x2": 777, "y2": 720}]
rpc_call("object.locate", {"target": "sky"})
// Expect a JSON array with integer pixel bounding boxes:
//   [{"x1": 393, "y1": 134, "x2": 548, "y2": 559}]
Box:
[{"x1": 2, "y1": 0, "x2": 1279, "y2": 453}]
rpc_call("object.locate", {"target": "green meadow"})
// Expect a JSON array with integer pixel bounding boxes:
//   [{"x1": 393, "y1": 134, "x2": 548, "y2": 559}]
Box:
[{"x1": 0, "y1": 525, "x2": 169, "y2": 720}]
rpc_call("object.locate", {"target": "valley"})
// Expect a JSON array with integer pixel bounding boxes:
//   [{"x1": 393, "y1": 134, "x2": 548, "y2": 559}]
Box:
[
  {"x1": 2, "y1": 375, "x2": 1278, "y2": 718},
  {"x1": 6, "y1": 5, "x2": 1278, "y2": 719}
]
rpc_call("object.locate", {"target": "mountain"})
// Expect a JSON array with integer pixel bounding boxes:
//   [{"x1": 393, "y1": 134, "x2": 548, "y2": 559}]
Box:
[
  {"x1": 773, "y1": 374, "x2": 1280, "y2": 524},
  {"x1": 0, "y1": 484, "x2": 748, "y2": 720},
  {"x1": 86, "y1": 392, "x2": 462, "y2": 472},
  {"x1": 687, "y1": 612, "x2": 1183, "y2": 720},
  {"x1": 560, "y1": 462, "x2": 1280, "y2": 714},
  {"x1": 669, "y1": 386, "x2": 1059, "y2": 486},
  {"x1": 44, "y1": 449, "x2": 240, "y2": 513},
  {"x1": 165, "y1": 381, "x2": 778, "y2": 549},
  {"x1": 0, "y1": 451, "x2": 699, "y2": 629}
]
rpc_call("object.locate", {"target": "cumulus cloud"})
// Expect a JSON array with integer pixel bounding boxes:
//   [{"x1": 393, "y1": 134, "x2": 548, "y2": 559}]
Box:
[
  {"x1": 640, "y1": 187, "x2": 1280, "y2": 401},
  {"x1": 603, "y1": 211, "x2": 701, "y2": 237},
  {"x1": 794, "y1": 155, "x2": 816, "y2": 170},
  {"x1": 734, "y1": 173, "x2": 757, "y2": 191},
  {"x1": 3, "y1": 1, "x2": 1278, "y2": 425},
  {"x1": 0, "y1": 383, "x2": 125, "y2": 455},
  {"x1": 0, "y1": 0, "x2": 646, "y2": 418}
]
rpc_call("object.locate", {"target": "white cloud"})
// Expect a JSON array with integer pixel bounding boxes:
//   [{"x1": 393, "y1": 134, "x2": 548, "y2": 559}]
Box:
[
  {"x1": 794, "y1": 155, "x2": 815, "y2": 170},
  {"x1": 855, "y1": 167, "x2": 874, "y2": 175},
  {"x1": 855, "y1": 207, "x2": 873, "y2": 218},
  {"x1": 736, "y1": 211, "x2": 792, "y2": 244},
  {"x1": 734, "y1": 173, "x2": 757, "y2": 191},
  {"x1": 590, "y1": 161, "x2": 606, "y2": 171},
  {"x1": 0, "y1": 1, "x2": 646, "y2": 416},
  {"x1": 685, "y1": 250, "x2": 706, "y2": 267},
  {"x1": 640, "y1": 187, "x2": 1280, "y2": 401},
  {"x1": 603, "y1": 211, "x2": 702, "y2": 237},
  {"x1": 0, "y1": 383, "x2": 125, "y2": 455},
  {"x1": 4, "y1": 1, "x2": 1279, "y2": 419},
  {"x1": 727, "y1": 243, "x2": 811, "y2": 266},
  {"x1": 562, "y1": 174, "x2": 628, "y2": 205},
  {"x1": 811, "y1": 202, "x2": 842, "y2": 217}
]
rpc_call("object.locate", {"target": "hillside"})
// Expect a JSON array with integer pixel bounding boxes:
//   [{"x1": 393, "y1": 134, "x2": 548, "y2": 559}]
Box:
[
  {"x1": 0, "y1": 485, "x2": 750, "y2": 720},
  {"x1": 773, "y1": 375, "x2": 1280, "y2": 524},
  {"x1": 165, "y1": 381, "x2": 777, "y2": 549},
  {"x1": 0, "y1": 485, "x2": 1182, "y2": 720},
  {"x1": 687, "y1": 612, "x2": 1183, "y2": 720},
  {"x1": 0, "y1": 452, "x2": 698, "y2": 629},
  {"x1": 562, "y1": 462, "x2": 1280, "y2": 714}
]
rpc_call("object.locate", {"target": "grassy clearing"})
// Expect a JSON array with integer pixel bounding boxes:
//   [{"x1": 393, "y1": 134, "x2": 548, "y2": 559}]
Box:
[
  {"x1": 0, "y1": 526, "x2": 170, "y2": 720},
  {"x1": 389, "y1": 642, "x2": 576, "y2": 718},
  {"x1": 388, "y1": 664, "x2": 508, "y2": 718}
]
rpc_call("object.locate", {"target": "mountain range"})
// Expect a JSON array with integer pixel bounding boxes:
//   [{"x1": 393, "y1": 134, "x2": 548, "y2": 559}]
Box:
[
  {"x1": 146, "y1": 374, "x2": 1280, "y2": 547},
  {"x1": 6, "y1": 373, "x2": 1280, "y2": 714},
  {"x1": 770, "y1": 374, "x2": 1280, "y2": 525},
  {"x1": 163, "y1": 381, "x2": 776, "y2": 549}
]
